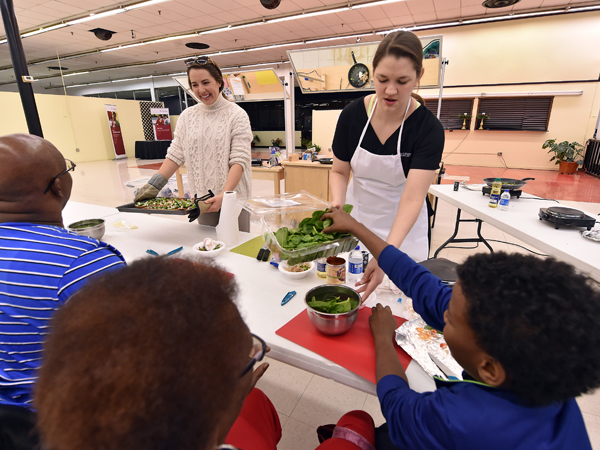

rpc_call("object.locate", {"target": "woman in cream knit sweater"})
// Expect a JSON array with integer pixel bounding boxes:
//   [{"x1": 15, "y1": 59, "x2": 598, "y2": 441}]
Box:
[{"x1": 135, "y1": 57, "x2": 252, "y2": 225}]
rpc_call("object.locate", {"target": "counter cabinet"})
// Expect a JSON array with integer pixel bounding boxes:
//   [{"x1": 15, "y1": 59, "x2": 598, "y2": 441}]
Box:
[{"x1": 282, "y1": 160, "x2": 332, "y2": 201}]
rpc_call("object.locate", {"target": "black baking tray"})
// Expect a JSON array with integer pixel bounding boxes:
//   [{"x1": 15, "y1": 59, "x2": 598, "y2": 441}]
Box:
[
  {"x1": 318, "y1": 158, "x2": 333, "y2": 164},
  {"x1": 116, "y1": 200, "x2": 196, "y2": 215}
]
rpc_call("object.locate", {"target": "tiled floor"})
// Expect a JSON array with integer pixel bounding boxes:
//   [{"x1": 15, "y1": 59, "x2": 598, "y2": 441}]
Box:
[{"x1": 70, "y1": 158, "x2": 600, "y2": 449}]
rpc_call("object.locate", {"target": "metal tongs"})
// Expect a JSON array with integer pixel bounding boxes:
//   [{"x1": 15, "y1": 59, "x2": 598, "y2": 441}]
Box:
[{"x1": 187, "y1": 190, "x2": 215, "y2": 222}]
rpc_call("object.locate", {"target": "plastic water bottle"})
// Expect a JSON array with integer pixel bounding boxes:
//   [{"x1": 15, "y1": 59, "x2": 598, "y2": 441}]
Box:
[
  {"x1": 488, "y1": 177, "x2": 502, "y2": 208},
  {"x1": 269, "y1": 148, "x2": 277, "y2": 167},
  {"x1": 347, "y1": 247, "x2": 363, "y2": 286},
  {"x1": 499, "y1": 189, "x2": 510, "y2": 211}
]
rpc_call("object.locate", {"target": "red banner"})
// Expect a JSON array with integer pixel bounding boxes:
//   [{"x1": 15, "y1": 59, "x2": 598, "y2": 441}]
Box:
[{"x1": 105, "y1": 105, "x2": 126, "y2": 159}]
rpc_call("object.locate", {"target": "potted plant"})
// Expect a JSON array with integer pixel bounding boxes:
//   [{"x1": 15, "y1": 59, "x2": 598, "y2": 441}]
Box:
[
  {"x1": 251, "y1": 134, "x2": 260, "y2": 148},
  {"x1": 458, "y1": 113, "x2": 472, "y2": 130},
  {"x1": 271, "y1": 137, "x2": 283, "y2": 149},
  {"x1": 543, "y1": 139, "x2": 585, "y2": 174},
  {"x1": 476, "y1": 112, "x2": 490, "y2": 130}
]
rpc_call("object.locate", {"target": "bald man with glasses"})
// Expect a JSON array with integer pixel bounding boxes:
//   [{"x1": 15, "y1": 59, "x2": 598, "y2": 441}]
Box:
[{"x1": 0, "y1": 133, "x2": 125, "y2": 448}]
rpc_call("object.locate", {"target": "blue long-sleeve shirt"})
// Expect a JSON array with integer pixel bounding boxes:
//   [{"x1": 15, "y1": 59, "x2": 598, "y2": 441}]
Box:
[{"x1": 376, "y1": 245, "x2": 591, "y2": 450}]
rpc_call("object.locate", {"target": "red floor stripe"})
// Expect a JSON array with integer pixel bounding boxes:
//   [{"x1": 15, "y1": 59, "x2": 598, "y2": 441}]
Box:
[
  {"x1": 137, "y1": 163, "x2": 163, "y2": 170},
  {"x1": 441, "y1": 165, "x2": 600, "y2": 203}
]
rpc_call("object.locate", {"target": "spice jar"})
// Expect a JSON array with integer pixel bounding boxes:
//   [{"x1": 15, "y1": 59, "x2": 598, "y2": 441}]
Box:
[{"x1": 326, "y1": 256, "x2": 346, "y2": 285}]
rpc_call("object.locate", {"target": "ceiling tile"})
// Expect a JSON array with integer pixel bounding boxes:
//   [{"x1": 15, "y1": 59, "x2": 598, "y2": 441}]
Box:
[
  {"x1": 178, "y1": 15, "x2": 224, "y2": 28},
  {"x1": 405, "y1": 0, "x2": 435, "y2": 14},
  {"x1": 511, "y1": 0, "x2": 545, "y2": 10},
  {"x1": 461, "y1": 0, "x2": 485, "y2": 5},
  {"x1": 434, "y1": 0, "x2": 460, "y2": 9},
  {"x1": 387, "y1": 14, "x2": 416, "y2": 26},
  {"x1": 337, "y1": 9, "x2": 370, "y2": 24},
  {"x1": 293, "y1": 0, "x2": 324, "y2": 8},
  {"x1": 540, "y1": 0, "x2": 572, "y2": 6},
  {"x1": 380, "y1": 2, "x2": 411, "y2": 17},
  {"x1": 412, "y1": 11, "x2": 438, "y2": 23},
  {"x1": 367, "y1": 17, "x2": 394, "y2": 29},
  {"x1": 436, "y1": 7, "x2": 461, "y2": 19},
  {"x1": 461, "y1": 5, "x2": 488, "y2": 16},
  {"x1": 356, "y1": 6, "x2": 388, "y2": 21}
]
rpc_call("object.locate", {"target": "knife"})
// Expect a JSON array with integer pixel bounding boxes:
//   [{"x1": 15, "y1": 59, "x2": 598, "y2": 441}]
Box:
[{"x1": 428, "y1": 352, "x2": 461, "y2": 380}]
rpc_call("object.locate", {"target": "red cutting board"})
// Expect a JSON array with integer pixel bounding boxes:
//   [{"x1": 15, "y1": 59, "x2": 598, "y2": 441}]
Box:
[{"x1": 276, "y1": 308, "x2": 411, "y2": 384}]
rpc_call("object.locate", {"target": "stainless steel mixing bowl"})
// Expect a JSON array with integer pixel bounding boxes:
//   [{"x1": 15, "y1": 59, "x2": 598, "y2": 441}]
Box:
[
  {"x1": 67, "y1": 219, "x2": 106, "y2": 240},
  {"x1": 304, "y1": 284, "x2": 361, "y2": 336}
]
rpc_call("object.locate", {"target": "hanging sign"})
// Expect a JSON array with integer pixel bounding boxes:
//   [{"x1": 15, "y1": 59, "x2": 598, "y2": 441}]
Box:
[
  {"x1": 105, "y1": 105, "x2": 126, "y2": 159},
  {"x1": 150, "y1": 107, "x2": 173, "y2": 141}
]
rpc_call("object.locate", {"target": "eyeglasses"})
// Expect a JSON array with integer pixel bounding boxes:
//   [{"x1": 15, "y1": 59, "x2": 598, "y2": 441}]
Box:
[
  {"x1": 240, "y1": 334, "x2": 266, "y2": 378},
  {"x1": 185, "y1": 56, "x2": 214, "y2": 67},
  {"x1": 44, "y1": 159, "x2": 76, "y2": 194}
]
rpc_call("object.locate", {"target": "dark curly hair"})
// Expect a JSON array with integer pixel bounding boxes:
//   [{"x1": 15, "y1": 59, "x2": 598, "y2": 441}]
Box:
[
  {"x1": 35, "y1": 257, "x2": 248, "y2": 450},
  {"x1": 457, "y1": 252, "x2": 600, "y2": 407}
]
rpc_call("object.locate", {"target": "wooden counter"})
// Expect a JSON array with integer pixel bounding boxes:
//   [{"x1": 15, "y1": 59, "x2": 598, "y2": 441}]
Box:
[
  {"x1": 251, "y1": 166, "x2": 284, "y2": 195},
  {"x1": 282, "y1": 160, "x2": 333, "y2": 201}
]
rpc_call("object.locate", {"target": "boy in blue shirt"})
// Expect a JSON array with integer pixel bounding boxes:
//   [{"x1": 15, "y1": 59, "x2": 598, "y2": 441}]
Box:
[{"x1": 322, "y1": 207, "x2": 600, "y2": 450}]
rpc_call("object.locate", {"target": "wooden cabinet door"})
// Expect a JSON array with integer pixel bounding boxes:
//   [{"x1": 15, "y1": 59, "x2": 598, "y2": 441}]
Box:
[{"x1": 285, "y1": 166, "x2": 330, "y2": 201}]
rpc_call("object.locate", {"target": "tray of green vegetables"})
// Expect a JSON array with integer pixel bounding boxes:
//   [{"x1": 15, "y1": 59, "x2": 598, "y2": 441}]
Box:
[{"x1": 263, "y1": 204, "x2": 358, "y2": 266}]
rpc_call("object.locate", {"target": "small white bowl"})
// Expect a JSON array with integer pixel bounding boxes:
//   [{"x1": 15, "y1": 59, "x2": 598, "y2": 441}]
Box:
[
  {"x1": 192, "y1": 240, "x2": 226, "y2": 258},
  {"x1": 278, "y1": 261, "x2": 315, "y2": 279}
]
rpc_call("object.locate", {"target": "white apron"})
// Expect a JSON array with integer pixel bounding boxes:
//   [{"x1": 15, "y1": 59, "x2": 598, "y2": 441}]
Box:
[{"x1": 346, "y1": 98, "x2": 429, "y2": 262}]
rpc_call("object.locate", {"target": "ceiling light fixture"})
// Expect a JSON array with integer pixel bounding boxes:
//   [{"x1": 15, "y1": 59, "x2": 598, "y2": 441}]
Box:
[
  {"x1": 101, "y1": 42, "x2": 146, "y2": 52},
  {"x1": 62, "y1": 71, "x2": 90, "y2": 77},
  {"x1": 66, "y1": 9, "x2": 126, "y2": 26},
  {"x1": 22, "y1": 23, "x2": 68, "y2": 38},
  {"x1": 267, "y1": 7, "x2": 348, "y2": 23},
  {"x1": 124, "y1": 0, "x2": 170, "y2": 11},
  {"x1": 0, "y1": 0, "x2": 172, "y2": 45}
]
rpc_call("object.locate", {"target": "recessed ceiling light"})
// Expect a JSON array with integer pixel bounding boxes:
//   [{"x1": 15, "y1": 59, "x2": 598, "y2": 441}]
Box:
[
  {"x1": 482, "y1": 0, "x2": 521, "y2": 8},
  {"x1": 185, "y1": 42, "x2": 210, "y2": 50},
  {"x1": 47, "y1": 66, "x2": 68, "y2": 71}
]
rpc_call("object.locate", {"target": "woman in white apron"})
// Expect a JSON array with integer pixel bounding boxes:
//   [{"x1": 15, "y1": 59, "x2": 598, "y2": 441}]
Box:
[{"x1": 330, "y1": 31, "x2": 445, "y2": 301}]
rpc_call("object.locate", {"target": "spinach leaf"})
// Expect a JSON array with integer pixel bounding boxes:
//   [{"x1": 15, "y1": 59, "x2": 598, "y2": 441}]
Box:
[{"x1": 275, "y1": 227, "x2": 289, "y2": 247}]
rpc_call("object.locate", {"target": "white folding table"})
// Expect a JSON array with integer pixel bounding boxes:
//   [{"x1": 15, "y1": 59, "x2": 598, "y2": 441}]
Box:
[
  {"x1": 62, "y1": 202, "x2": 436, "y2": 395},
  {"x1": 428, "y1": 184, "x2": 600, "y2": 282}
]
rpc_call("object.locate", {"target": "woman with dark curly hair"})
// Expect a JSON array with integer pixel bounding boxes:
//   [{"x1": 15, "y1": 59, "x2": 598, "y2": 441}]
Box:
[
  {"x1": 322, "y1": 206, "x2": 600, "y2": 450},
  {"x1": 34, "y1": 257, "x2": 279, "y2": 450}
]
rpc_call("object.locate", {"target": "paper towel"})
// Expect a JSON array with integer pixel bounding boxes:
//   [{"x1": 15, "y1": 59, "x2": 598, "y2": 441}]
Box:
[{"x1": 216, "y1": 191, "x2": 241, "y2": 246}]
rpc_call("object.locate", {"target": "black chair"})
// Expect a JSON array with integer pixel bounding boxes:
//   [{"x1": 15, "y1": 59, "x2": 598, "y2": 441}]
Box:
[
  {"x1": 0, "y1": 404, "x2": 40, "y2": 450},
  {"x1": 419, "y1": 257, "x2": 458, "y2": 285}
]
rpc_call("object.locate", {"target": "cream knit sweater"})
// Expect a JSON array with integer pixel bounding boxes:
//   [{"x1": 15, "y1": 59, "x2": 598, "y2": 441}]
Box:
[{"x1": 166, "y1": 94, "x2": 252, "y2": 199}]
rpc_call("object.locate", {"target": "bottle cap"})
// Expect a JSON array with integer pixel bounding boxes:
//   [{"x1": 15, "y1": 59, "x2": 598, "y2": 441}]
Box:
[
  {"x1": 354, "y1": 245, "x2": 360, "y2": 250},
  {"x1": 495, "y1": 177, "x2": 501, "y2": 181}
]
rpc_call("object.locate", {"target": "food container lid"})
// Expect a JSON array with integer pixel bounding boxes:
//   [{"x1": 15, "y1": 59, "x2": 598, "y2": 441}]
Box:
[{"x1": 238, "y1": 190, "x2": 330, "y2": 217}]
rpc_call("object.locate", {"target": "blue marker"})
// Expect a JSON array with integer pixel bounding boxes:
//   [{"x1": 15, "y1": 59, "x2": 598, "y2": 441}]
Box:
[{"x1": 281, "y1": 291, "x2": 296, "y2": 306}]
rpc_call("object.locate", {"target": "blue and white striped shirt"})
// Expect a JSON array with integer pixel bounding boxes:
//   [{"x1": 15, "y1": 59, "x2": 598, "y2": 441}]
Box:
[{"x1": 0, "y1": 223, "x2": 126, "y2": 407}]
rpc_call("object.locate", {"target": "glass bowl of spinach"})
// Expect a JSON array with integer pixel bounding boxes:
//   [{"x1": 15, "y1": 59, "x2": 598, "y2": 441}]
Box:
[{"x1": 305, "y1": 284, "x2": 361, "y2": 335}]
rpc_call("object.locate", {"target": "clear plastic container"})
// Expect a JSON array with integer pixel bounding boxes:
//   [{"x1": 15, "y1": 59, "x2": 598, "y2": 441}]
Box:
[{"x1": 239, "y1": 191, "x2": 359, "y2": 266}]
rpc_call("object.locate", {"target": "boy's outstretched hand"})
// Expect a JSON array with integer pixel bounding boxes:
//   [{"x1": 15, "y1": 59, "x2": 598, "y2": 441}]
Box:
[
  {"x1": 370, "y1": 304, "x2": 408, "y2": 384},
  {"x1": 369, "y1": 304, "x2": 398, "y2": 342},
  {"x1": 321, "y1": 206, "x2": 359, "y2": 235},
  {"x1": 322, "y1": 207, "x2": 391, "y2": 303}
]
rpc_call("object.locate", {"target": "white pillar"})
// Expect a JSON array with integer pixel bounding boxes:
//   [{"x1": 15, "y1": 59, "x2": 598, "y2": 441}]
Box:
[{"x1": 284, "y1": 71, "x2": 295, "y2": 159}]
